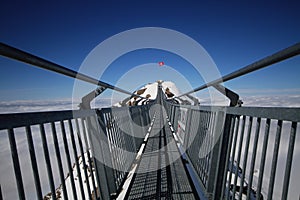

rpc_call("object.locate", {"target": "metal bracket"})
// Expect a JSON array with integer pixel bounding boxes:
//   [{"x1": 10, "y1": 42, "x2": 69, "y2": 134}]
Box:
[
  {"x1": 79, "y1": 86, "x2": 107, "y2": 109},
  {"x1": 213, "y1": 84, "x2": 242, "y2": 107},
  {"x1": 120, "y1": 96, "x2": 132, "y2": 106}
]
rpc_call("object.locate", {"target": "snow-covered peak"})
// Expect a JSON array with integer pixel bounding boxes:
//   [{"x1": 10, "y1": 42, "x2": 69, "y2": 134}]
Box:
[
  {"x1": 161, "y1": 81, "x2": 180, "y2": 97},
  {"x1": 114, "y1": 80, "x2": 181, "y2": 107}
]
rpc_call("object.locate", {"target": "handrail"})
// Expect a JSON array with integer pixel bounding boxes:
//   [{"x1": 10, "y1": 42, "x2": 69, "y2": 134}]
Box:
[
  {"x1": 163, "y1": 100, "x2": 300, "y2": 200},
  {"x1": 178, "y1": 42, "x2": 300, "y2": 97},
  {"x1": 0, "y1": 42, "x2": 139, "y2": 97}
]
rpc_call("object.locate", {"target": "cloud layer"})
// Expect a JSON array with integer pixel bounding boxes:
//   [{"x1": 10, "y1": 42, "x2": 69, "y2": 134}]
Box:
[
  {"x1": 199, "y1": 95, "x2": 300, "y2": 107},
  {"x1": 0, "y1": 98, "x2": 114, "y2": 114}
]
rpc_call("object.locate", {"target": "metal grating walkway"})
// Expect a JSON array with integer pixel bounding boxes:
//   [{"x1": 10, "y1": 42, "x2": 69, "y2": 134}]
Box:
[{"x1": 125, "y1": 106, "x2": 198, "y2": 200}]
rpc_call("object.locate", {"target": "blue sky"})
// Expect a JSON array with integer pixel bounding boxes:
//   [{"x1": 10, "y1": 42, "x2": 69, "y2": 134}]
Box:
[
  {"x1": 1, "y1": 1, "x2": 300, "y2": 101},
  {"x1": 0, "y1": 3, "x2": 300, "y2": 199}
]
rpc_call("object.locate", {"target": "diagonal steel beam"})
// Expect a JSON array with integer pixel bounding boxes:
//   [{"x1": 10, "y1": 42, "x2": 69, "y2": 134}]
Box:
[
  {"x1": 0, "y1": 42, "x2": 141, "y2": 97},
  {"x1": 178, "y1": 42, "x2": 300, "y2": 97}
]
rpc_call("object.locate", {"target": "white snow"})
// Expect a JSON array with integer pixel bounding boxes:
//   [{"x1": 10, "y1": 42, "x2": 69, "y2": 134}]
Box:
[
  {"x1": 161, "y1": 81, "x2": 180, "y2": 97},
  {"x1": 114, "y1": 80, "x2": 183, "y2": 107}
]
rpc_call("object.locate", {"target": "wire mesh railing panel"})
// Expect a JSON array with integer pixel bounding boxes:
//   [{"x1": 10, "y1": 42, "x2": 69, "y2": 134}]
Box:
[{"x1": 90, "y1": 105, "x2": 151, "y2": 197}]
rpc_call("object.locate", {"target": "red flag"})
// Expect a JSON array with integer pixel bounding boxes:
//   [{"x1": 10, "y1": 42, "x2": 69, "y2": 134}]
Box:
[{"x1": 158, "y1": 61, "x2": 164, "y2": 66}]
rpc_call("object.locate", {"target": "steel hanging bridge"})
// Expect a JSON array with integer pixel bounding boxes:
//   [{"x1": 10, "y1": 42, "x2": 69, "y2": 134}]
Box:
[{"x1": 0, "y1": 42, "x2": 300, "y2": 200}]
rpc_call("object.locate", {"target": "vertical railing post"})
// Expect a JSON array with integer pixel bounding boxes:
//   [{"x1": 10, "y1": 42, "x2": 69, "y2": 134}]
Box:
[
  {"x1": 281, "y1": 122, "x2": 297, "y2": 199},
  {"x1": 203, "y1": 110, "x2": 225, "y2": 198},
  {"x1": 51, "y1": 122, "x2": 68, "y2": 200},
  {"x1": 8, "y1": 129, "x2": 26, "y2": 200},
  {"x1": 86, "y1": 112, "x2": 115, "y2": 200},
  {"x1": 170, "y1": 104, "x2": 174, "y2": 125},
  {"x1": 212, "y1": 111, "x2": 233, "y2": 200},
  {"x1": 0, "y1": 184, "x2": 3, "y2": 200},
  {"x1": 60, "y1": 121, "x2": 78, "y2": 200},
  {"x1": 81, "y1": 118, "x2": 98, "y2": 197},
  {"x1": 172, "y1": 106, "x2": 179, "y2": 133},
  {"x1": 68, "y1": 120, "x2": 86, "y2": 200},
  {"x1": 183, "y1": 108, "x2": 193, "y2": 149},
  {"x1": 25, "y1": 126, "x2": 43, "y2": 200},
  {"x1": 139, "y1": 106, "x2": 146, "y2": 146},
  {"x1": 40, "y1": 124, "x2": 56, "y2": 200}
]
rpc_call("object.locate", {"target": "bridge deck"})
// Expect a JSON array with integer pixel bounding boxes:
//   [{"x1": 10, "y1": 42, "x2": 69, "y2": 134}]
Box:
[{"x1": 125, "y1": 108, "x2": 198, "y2": 200}]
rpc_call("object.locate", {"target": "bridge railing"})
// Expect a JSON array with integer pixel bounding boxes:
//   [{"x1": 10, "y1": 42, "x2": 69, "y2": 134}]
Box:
[
  {"x1": 0, "y1": 104, "x2": 152, "y2": 200},
  {"x1": 164, "y1": 101, "x2": 300, "y2": 200},
  {"x1": 93, "y1": 105, "x2": 152, "y2": 198},
  {"x1": 0, "y1": 109, "x2": 100, "y2": 200}
]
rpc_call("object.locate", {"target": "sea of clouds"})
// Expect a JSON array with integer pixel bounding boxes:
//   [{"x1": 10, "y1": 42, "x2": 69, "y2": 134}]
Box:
[
  {"x1": 199, "y1": 94, "x2": 300, "y2": 107},
  {"x1": 0, "y1": 98, "x2": 115, "y2": 114}
]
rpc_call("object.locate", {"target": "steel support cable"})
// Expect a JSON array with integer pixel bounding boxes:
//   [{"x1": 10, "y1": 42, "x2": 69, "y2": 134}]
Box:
[
  {"x1": 0, "y1": 42, "x2": 144, "y2": 98},
  {"x1": 178, "y1": 42, "x2": 300, "y2": 97}
]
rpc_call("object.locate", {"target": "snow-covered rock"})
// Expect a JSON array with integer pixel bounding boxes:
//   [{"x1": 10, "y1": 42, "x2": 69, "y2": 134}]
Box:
[
  {"x1": 113, "y1": 80, "x2": 202, "y2": 107},
  {"x1": 114, "y1": 80, "x2": 184, "y2": 107},
  {"x1": 226, "y1": 160, "x2": 264, "y2": 200},
  {"x1": 44, "y1": 151, "x2": 98, "y2": 200}
]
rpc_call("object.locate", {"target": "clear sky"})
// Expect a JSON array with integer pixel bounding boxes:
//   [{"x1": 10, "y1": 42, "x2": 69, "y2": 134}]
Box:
[{"x1": 1, "y1": 1, "x2": 300, "y2": 102}]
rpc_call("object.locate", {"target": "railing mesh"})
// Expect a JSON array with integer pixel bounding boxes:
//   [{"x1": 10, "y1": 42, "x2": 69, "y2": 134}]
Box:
[{"x1": 165, "y1": 103, "x2": 300, "y2": 200}]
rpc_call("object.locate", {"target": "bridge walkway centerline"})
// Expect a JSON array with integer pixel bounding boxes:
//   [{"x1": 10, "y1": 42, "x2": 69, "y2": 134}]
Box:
[{"x1": 124, "y1": 102, "x2": 198, "y2": 200}]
